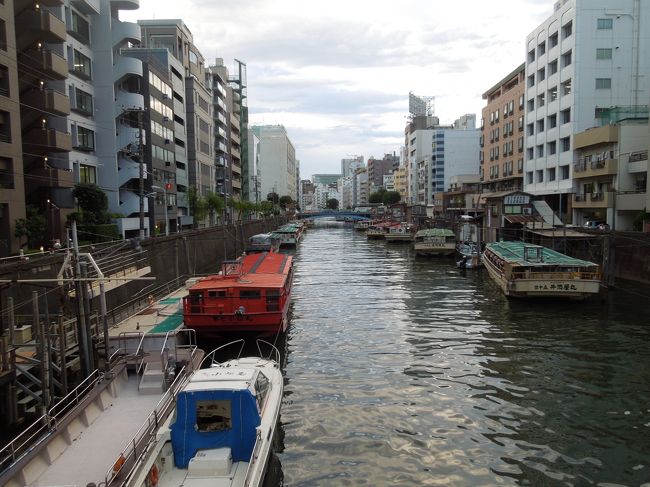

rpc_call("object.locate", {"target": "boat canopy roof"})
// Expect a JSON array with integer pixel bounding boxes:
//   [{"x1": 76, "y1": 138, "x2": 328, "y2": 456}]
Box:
[
  {"x1": 415, "y1": 228, "x2": 455, "y2": 237},
  {"x1": 486, "y1": 241, "x2": 598, "y2": 267}
]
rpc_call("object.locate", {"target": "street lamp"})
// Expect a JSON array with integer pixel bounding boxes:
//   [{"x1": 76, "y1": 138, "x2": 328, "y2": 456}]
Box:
[{"x1": 151, "y1": 185, "x2": 169, "y2": 236}]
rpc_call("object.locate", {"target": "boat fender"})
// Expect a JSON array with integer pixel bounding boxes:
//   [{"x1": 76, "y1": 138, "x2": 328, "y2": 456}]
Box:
[
  {"x1": 112, "y1": 454, "x2": 126, "y2": 476},
  {"x1": 148, "y1": 464, "x2": 159, "y2": 486}
]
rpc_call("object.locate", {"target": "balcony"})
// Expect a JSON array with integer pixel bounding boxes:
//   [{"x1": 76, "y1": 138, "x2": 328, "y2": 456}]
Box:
[
  {"x1": 572, "y1": 158, "x2": 618, "y2": 179},
  {"x1": 230, "y1": 147, "x2": 241, "y2": 159},
  {"x1": 20, "y1": 49, "x2": 68, "y2": 80},
  {"x1": 28, "y1": 165, "x2": 73, "y2": 188},
  {"x1": 23, "y1": 128, "x2": 72, "y2": 152},
  {"x1": 112, "y1": 20, "x2": 141, "y2": 47},
  {"x1": 16, "y1": 9, "x2": 67, "y2": 45},
  {"x1": 573, "y1": 191, "x2": 614, "y2": 209},
  {"x1": 616, "y1": 191, "x2": 646, "y2": 211},
  {"x1": 110, "y1": 0, "x2": 139, "y2": 10},
  {"x1": 72, "y1": 0, "x2": 101, "y2": 15},
  {"x1": 22, "y1": 89, "x2": 70, "y2": 116},
  {"x1": 231, "y1": 178, "x2": 242, "y2": 190},
  {"x1": 113, "y1": 56, "x2": 142, "y2": 83}
]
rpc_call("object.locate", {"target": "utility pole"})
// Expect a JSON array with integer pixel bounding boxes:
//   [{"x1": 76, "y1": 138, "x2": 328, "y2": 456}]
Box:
[{"x1": 137, "y1": 109, "x2": 145, "y2": 240}]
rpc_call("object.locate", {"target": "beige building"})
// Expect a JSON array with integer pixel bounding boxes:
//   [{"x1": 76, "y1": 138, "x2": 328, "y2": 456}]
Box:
[
  {"x1": 0, "y1": 0, "x2": 25, "y2": 256},
  {"x1": 481, "y1": 64, "x2": 526, "y2": 195},
  {"x1": 393, "y1": 166, "x2": 408, "y2": 201},
  {"x1": 573, "y1": 119, "x2": 648, "y2": 231}
]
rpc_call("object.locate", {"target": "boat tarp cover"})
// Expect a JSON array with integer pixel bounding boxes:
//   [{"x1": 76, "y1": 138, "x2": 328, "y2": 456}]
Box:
[
  {"x1": 415, "y1": 229, "x2": 455, "y2": 238},
  {"x1": 170, "y1": 389, "x2": 260, "y2": 468}
]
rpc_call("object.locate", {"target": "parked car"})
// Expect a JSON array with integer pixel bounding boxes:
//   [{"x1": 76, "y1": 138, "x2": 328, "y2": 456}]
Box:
[{"x1": 583, "y1": 220, "x2": 609, "y2": 230}]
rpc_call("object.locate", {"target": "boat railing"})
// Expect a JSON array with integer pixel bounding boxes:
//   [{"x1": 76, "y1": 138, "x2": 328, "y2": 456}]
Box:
[
  {"x1": 511, "y1": 270, "x2": 601, "y2": 281},
  {"x1": 256, "y1": 339, "x2": 281, "y2": 365},
  {"x1": 135, "y1": 332, "x2": 147, "y2": 376},
  {"x1": 200, "y1": 339, "x2": 245, "y2": 368},
  {"x1": 0, "y1": 369, "x2": 102, "y2": 477},
  {"x1": 242, "y1": 428, "x2": 264, "y2": 487},
  {"x1": 104, "y1": 365, "x2": 191, "y2": 486}
]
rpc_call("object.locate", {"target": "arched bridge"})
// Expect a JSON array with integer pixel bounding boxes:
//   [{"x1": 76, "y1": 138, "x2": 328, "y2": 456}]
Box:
[{"x1": 297, "y1": 210, "x2": 372, "y2": 220}]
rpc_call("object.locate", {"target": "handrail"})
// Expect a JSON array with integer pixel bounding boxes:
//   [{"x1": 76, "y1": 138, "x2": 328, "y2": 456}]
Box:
[
  {"x1": 160, "y1": 331, "x2": 171, "y2": 371},
  {"x1": 135, "y1": 333, "x2": 147, "y2": 376},
  {"x1": 241, "y1": 429, "x2": 263, "y2": 487},
  {"x1": 0, "y1": 369, "x2": 102, "y2": 476},
  {"x1": 104, "y1": 365, "x2": 191, "y2": 486},
  {"x1": 256, "y1": 339, "x2": 281, "y2": 365},
  {"x1": 199, "y1": 339, "x2": 245, "y2": 368}
]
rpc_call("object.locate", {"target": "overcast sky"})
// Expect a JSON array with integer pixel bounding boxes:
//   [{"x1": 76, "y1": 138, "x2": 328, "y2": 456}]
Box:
[{"x1": 124, "y1": 0, "x2": 552, "y2": 179}]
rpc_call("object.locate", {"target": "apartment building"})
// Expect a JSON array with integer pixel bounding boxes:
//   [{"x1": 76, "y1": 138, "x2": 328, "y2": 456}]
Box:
[
  {"x1": 524, "y1": 0, "x2": 650, "y2": 224},
  {"x1": 253, "y1": 125, "x2": 297, "y2": 201},
  {"x1": 341, "y1": 155, "x2": 364, "y2": 178},
  {"x1": 367, "y1": 153, "x2": 399, "y2": 189},
  {"x1": 481, "y1": 64, "x2": 526, "y2": 195},
  {"x1": 392, "y1": 166, "x2": 408, "y2": 202},
  {"x1": 247, "y1": 129, "x2": 261, "y2": 203},
  {"x1": 0, "y1": 0, "x2": 25, "y2": 256}
]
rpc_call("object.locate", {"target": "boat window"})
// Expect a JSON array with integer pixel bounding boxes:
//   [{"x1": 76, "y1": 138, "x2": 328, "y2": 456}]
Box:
[
  {"x1": 266, "y1": 289, "x2": 280, "y2": 312},
  {"x1": 189, "y1": 293, "x2": 203, "y2": 313},
  {"x1": 208, "y1": 290, "x2": 226, "y2": 298},
  {"x1": 255, "y1": 373, "x2": 270, "y2": 411},
  {"x1": 240, "y1": 290, "x2": 261, "y2": 299},
  {"x1": 196, "y1": 399, "x2": 232, "y2": 432}
]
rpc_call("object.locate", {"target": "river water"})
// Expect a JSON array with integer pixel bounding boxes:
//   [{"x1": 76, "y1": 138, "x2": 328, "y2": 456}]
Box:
[{"x1": 270, "y1": 224, "x2": 650, "y2": 486}]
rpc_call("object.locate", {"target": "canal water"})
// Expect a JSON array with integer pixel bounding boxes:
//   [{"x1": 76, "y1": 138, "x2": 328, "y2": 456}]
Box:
[{"x1": 270, "y1": 224, "x2": 650, "y2": 486}]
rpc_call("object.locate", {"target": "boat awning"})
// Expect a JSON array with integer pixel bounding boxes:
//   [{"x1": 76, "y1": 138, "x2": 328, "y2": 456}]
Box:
[{"x1": 503, "y1": 215, "x2": 543, "y2": 224}]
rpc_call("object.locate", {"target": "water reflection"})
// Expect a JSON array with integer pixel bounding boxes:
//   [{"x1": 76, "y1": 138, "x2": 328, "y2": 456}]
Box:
[{"x1": 279, "y1": 227, "x2": 650, "y2": 486}]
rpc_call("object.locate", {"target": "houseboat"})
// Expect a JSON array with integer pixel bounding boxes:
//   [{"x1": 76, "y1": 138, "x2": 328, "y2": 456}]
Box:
[
  {"x1": 245, "y1": 233, "x2": 280, "y2": 254},
  {"x1": 483, "y1": 241, "x2": 601, "y2": 299},
  {"x1": 183, "y1": 252, "x2": 293, "y2": 336},
  {"x1": 123, "y1": 340, "x2": 284, "y2": 487},
  {"x1": 367, "y1": 221, "x2": 398, "y2": 239},
  {"x1": 413, "y1": 228, "x2": 456, "y2": 256},
  {"x1": 353, "y1": 220, "x2": 372, "y2": 231},
  {"x1": 384, "y1": 222, "x2": 416, "y2": 243},
  {"x1": 271, "y1": 223, "x2": 302, "y2": 247}
]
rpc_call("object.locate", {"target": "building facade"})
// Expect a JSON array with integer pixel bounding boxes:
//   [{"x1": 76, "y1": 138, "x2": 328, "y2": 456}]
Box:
[{"x1": 253, "y1": 125, "x2": 297, "y2": 201}]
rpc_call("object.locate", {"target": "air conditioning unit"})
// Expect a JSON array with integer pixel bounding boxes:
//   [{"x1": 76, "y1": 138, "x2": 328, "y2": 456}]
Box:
[
  {"x1": 162, "y1": 94, "x2": 168, "y2": 100},
  {"x1": 163, "y1": 116, "x2": 170, "y2": 122},
  {"x1": 164, "y1": 138, "x2": 170, "y2": 144}
]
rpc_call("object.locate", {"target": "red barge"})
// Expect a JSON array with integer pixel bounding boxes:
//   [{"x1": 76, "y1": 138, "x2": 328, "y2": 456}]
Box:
[{"x1": 183, "y1": 251, "x2": 293, "y2": 336}]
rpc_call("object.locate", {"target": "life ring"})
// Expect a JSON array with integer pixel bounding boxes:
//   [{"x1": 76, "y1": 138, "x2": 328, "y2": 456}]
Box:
[
  {"x1": 112, "y1": 454, "x2": 126, "y2": 476},
  {"x1": 148, "y1": 464, "x2": 159, "y2": 486}
]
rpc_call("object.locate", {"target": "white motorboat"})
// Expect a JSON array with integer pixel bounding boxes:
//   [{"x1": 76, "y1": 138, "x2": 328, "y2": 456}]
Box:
[{"x1": 123, "y1": 339, "x2": 284, "y2": 487}]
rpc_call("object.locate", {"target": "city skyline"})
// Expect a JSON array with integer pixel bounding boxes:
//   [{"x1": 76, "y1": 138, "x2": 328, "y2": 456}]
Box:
[{"x1": 123, "y1": 0, "x2": 552, "y2": 178}]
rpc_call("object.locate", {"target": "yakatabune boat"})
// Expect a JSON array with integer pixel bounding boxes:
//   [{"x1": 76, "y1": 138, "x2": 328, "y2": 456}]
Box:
[
  {"x1": 413, "y1": 228, "x2": 456, "y2": 256},
  {"x1": 183, "y1": 252, "x2": 293, "y2": 335},
  {"x1": 483, "y1": 241, "x2": 601, "y2": 299}
]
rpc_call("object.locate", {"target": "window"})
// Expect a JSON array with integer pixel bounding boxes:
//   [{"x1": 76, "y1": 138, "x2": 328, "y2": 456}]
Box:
[
  {"x1": 527, "y1": 99, "x2": 535, "y2": 112},
  {"x1": 538, "y1": 41, "x2": 546, "y2": 56},
  {"x1": 596, "y1": 48, "x2": 613, "y2": 60},
  {"x1": 547, "y1": 167, "x2": 556, "y2": 181},
  {"x1": 518, "y1": 158, "x2": 524, "y2": 173},
  {"x1": 528, "y1": 49, "x2": 535, "y2": 63},
  {"x1": 71, "y1": 49, "x2": 91, "y2": 79},
  {"x1": 596, "y1": 78, "x2": 612, "y2": 89},
  {"x1": 196, "y1": 400, "x2": 231, "y2": 432},
  {"x1": 560, "y1": 165, "x2": 570, "y2": 180},
  {"x1": 549, "y1": 32, "x2": 559, "y2": 48},
  {"x1": 548, "y1": 86, "x2": 558, "y2": 102},
  {"x1": 189, "y1": 50, "x2": 199, "y2": 64},
  {"x1": 74, "y1": 88, "x2": 93, "y2": 115},
  {"x1": 0, "y1": 109, "x2": 10, "y2": 143},
  {"x1": 70, "y1": 11, "x2": 90, "y2": 43},
  {"x1": 0, "y1": 156, "x2": 14, "y2": 189},
  {"x1": 562, "y1": 50, "x2": 572, "y2": 68},
  {"x1": 561, "y1": 108, "x2": 571, "y2": 124},
  {"x1": 561, "y1": 136, "x2": 571, "y2": 152},
  {"x1": 518, "y1": 137, "x2": 524, "y2": 152},
  {"x1": 75, "y1": 126, "x2": 95, "y2": 151},
  {"x1": 562, "y1": 21, "x2": 573, "y2": 39},
  {"x1": 561, "y1": 79, "x2": 572, "y2": 96},
  {"x1": 255, "y1": 372, "x2": 270, "y2": 408},
  {"x1": 597, "y1": 18, "x2": 613, "y2": 29},
  {"x1": 549, "y1": 59, "x2": 558, "y2": 75},
  {"x1": 0, "y1": 65, "x2": 9, "y2": 97},
  {"x1": 527, "y1": 74, "x2": 535, "y2": 87},
  {"x1": 537, "y1": 67, "x2": 545, "y2": 82},
  {"x1": 518, "y1": 115, "x2": 524, "y2": 130},
  {"x1": 527, "y1": 147, "x2": 534, "y2": 160},
  {"x1": 519, "y1": 95, "x2": 524, "y2": 109},
  {"x1": 527, "y1": 123, "x2": 534, "y2": 136},
  {"x1": 240, "y1": 290, "x2": 261, "y2": 299},
  {"x1": 0, "y1": 20, "x2": 6, "y2": 51},
  {"x1": 537, "y1": 93, "x2": 545, "y2": 107},
  {"x1": 537, "y1": 144, "x2": 544, "y2": 157},
  {"x1": 537, "y1": 119, "x2": 545, "y2": 132},
  {"x1": 526, "y1": 171, "x2": 533, "y2": 184},
  {"x1": 79, "y1": 164, "x2": 96, "y2": 184},
  {"x1": 548, "y1": 113, "x2": 557, "y2": 128},
  {"x1": 536, "y1": 169, "x2": 544, "y2": 183},
  {"x1": 547, "y1": 141, "x2": 557, "y2": 155}
]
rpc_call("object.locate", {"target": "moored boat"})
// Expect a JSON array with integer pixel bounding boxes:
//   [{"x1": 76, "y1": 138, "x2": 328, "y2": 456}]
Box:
[
  {"x1": 384, "y1": 222, "x2": 416, "y2": 243},
  {"x1": 366, "y1": 221, "x2": 398, "y2": 239},
  {"x1": 124, "y1": 339, "x2": 284, "y2": 487},
  {"x1": 271, "y1": 223, "x2": 302, "y2": 247},
  {"x1": 245, "y1": 233, "x2": 280, "y2": 254},
  {"x1": 456, "y1": 241, "x2": 482, "y2": 269},
  {"x1": 183, "y1": 252, "x2": 293, "y2": 336},
  {"x1": 413, "y1": 228, "x2": 456, "y2": 256},
  {"x1": 353, "y1": 220, "x2": 371, "y2": 231},
  {"x1": 482, "y1": 241, "x2": 601, "y2": 299}
]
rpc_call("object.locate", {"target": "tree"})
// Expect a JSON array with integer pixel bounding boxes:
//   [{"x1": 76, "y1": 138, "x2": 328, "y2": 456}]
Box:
[
  {"x1": 279, "y1": 195, "x2": 293, "y2": 210},
  {"x1": 14, "y1": 206, "x2": 46, "y2": 249},
  {"x1": 72, "y1": 183, "x2": 110, "y2": 224},
  {"x1": 326, "y1": 198, "x2": 339, "y2": 210},
  {"x1": 369, "y1": 188, "x2": 387, "y2": 204},
  {"x1": 188, "y1": 186, "x2": 208, "y2": 227},
  {"x1": 259, "y1": 201, "x2": 275, "y2": 216},
  {"x1": 206, "y1": 192, "x2": 225, "y2": 225},
  {"x1": 382, "y1": 190, "x2": 401, "y2": 205},
  {"x1": 267, "y1": 192, "x2": 279, "y2": 204}
]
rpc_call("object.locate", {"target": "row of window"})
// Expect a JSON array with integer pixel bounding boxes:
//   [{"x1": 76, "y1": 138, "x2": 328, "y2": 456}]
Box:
[
  {"x1": 526, "y1": 136, "x2": 571, "y2": 160},
  {"x1": 526, "y1": 109, "x2": 570, "y2": 135},
  {"x1": 528, "y1": 21, "x2": 573, "y2": 63},
  {"x1": 526, "y1": 165, "x2": 571, "y2": 185},
  {"x1": 152, "y1": 144, "x2": 174, "y2": 164},
  {"x1": 148, "y1": 71, "x2": 172, "y2": 99},
  {"x1": 479, "y1": 159, "x2": 524, "y2": 181},
  {"x1": 150, "y1": 96, "x2": 173, "y2": 119},
  {"x1": 527, "y1": 79, "x2": 572, "y2": 112},
  {"x1": 151, "y1": 119, "x2": 173, "y2": 141}
]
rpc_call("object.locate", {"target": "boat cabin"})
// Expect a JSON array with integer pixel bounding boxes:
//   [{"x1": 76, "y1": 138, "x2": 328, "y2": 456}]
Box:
[{"x1": 246, "y1": 233, "x2": 280, "y2": 254}]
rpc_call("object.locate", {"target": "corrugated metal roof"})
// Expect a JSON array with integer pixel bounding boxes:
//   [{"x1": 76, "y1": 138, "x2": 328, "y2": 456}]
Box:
[
  {"x1": 485, "y1": 241, "x2": 598, "y2": 267},
  {"x1": 415, "y1": 228, "x2": 455, "y2": 237}
]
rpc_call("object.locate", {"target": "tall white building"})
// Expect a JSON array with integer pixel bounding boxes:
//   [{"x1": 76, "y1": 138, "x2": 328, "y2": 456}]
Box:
[
  {"x1": 247, "y1": 130, "x2": 261, "y2": 203},
  {"x1": 252, "y1": 125, "x2": 297, "y2": 201},
  {"x1": 341, "y1": 156, "x2": 364, "y2": 178},
  {"x1": 524, "y1": 0, "x2": 650, "y2": 222}
]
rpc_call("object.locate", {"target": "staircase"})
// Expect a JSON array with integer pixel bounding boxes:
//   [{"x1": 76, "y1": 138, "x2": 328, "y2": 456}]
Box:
[{"x1": 138, "y1": 361, "x2": 165, "y2": 395}]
